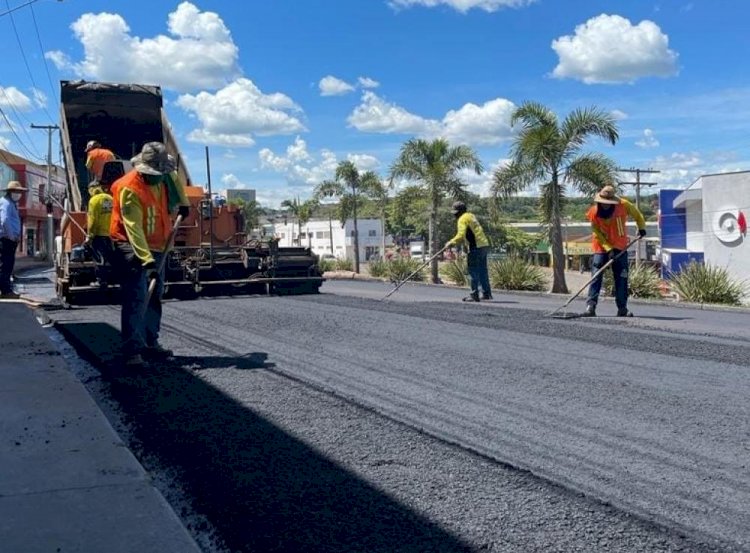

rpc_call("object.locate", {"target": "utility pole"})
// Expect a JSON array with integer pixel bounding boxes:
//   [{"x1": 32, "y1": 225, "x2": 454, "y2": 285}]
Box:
[
  {"x1": 31, "y1": 124, "x2": 60, "y2": 262},
  {"x1": 617, "y1": 167, "x2": 660, "y2": 266}
]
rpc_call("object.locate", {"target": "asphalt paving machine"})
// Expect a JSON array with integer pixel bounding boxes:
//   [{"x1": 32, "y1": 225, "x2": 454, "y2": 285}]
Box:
[{"x1": 55, "y1": 80, "x2": 323, "y2": 305}]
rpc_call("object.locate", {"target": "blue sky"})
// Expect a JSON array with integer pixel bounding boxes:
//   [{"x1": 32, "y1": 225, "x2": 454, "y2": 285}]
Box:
[{"x1": 1, "y1": 0, "x2": 749, "y2": 206}]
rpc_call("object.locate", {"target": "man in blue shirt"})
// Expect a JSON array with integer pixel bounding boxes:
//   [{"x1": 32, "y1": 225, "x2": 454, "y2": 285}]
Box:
[{"x1": 0, "y1": 181, "x2": 26, "y2": 298}]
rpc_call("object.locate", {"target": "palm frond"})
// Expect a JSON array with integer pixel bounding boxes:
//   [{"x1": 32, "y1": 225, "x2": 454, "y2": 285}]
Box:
[
  {"x1": 335, "y1": 160, "x2": 360, "y2": 188},
  {"x1": 564, "y1": 153, "x2": 619, "y2": 197},
  {"x1": 561, "y1": 107, "x2": 619, "y2": 151},
  {"x1": 314, "y1": 180, "x2": 345, "y2": 200},
  {"x1": 511, "y1": 101, "x2": 558, "y2": 130},
  {"x1": 491, "y1": 160, "x2": 541, "y2": 199}
]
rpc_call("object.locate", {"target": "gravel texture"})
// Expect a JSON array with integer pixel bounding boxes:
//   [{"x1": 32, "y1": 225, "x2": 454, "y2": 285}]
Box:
[{"x1": 48, "y1": 280, "x2": 750, "y2": 552}]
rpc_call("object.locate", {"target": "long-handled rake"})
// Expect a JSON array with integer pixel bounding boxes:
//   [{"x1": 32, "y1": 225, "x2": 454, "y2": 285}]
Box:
[
  {"x1": 381, "y1": 245, "x2": 448, "y2": 301},
  {"x1": 141, "y1": 214, "x2": 184, "y2": 319},
  {"x1": 547, "y1": 236, "x2": 641, "y2": 319}
]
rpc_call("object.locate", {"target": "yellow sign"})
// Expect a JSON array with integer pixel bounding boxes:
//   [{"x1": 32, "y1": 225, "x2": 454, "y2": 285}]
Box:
[{"x1": 564, "y1": 242, "x2": 593, "y2": 255}]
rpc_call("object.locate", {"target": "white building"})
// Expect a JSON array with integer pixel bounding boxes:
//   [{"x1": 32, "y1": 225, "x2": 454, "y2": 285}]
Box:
[
  {"x1": 272, "y1": 218, "x2": 390, "y2": 262},
  {"x1": 660, "y1": 171, "x2": 750, "y2": 283}
]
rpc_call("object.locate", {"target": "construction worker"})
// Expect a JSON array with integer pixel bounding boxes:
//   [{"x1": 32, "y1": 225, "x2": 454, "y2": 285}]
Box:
[
  {"x1": 583, "y1": 185, "x2": 646, "y2": 317},
  {"x1": 0, "y1": 181, "x2": 26, "y2": 299},
  {"x1": 109, "y1": 142, "x2": 189, "y2": 367},
  {"x1": 85, "y1": 140, "x2": 115, "y2": 181},
  {"x1": 445, "y1": 201, "x2": 492, "y2": 302},
  {"x1": 85, "y1": 163, "x2": 120, "y2": 287}
]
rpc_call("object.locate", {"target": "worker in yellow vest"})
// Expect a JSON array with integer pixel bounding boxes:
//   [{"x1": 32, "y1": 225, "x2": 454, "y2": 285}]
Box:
[
  {"x1": 445, "y1": 201, "x2": 492, "y2": 302},
  {"x1": 583, "y1": 185, "x2": 646, "y2": 317},
  {"x1": 85, "y1": 178, "x2": 114, "y2": 287}
]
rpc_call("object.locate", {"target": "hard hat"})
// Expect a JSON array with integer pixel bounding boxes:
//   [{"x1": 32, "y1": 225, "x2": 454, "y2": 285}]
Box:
[
  {"x1": 85, "y1": 140, "x2": 101, "y2": 152},
  {"x1": 451, "y1": 201, "x2": 467, "y2": 215}
]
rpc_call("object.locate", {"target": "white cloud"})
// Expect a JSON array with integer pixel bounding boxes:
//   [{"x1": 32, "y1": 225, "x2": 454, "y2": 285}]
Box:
[
  {"x1": 347, "y1": 153, "x2": 380, "y2": 171},
  {"x1": 259, "y1": 137, "x2": 340, "y2": 187},
  {"x1": 0, "y1": 86, "x2": 33, "y2": 111},
  {"x1": 648, "y1": 151, "x2": 750, "y2": 187},
  {"x1": 30, "y1": 88, "x2": 47, "y2": 109},
  {"x1": 610, "y1": 109, "x2": 628, "y2": 120},
  {"x1": 0, "y1": 136, "x2": 11, "y2": 150},
  {"x1": 551, "y1": 14, "x2": 678, "y2": 84},
  {"x1": 442, "y1": 98, "x2": 516, "y2": 145},
  {"x1": 388, "y1": 0, "x2": 536, "y2": 13},
  {"x1": 635, "y1": 128, "x2": 660, "y2": 149},
  {"x1": 46, "y1": 2, "x2": 239, "y2": 92},
  {"x1": 319, "y1": 75, "x2": 355, "y2": 97},
  {"x1": 358, "y1": 76, "x2": 380, "y2": 89},
  {"x1": 348, "y1": 91, "x2": 441, "y2": 135},
  {"x1": 177, "y1": 78, "x2": 306, "y2": 147},
  {"x1": 220, "y1": 173, "x2": 252, "y2": 189},
  {"x1": 461, "y1": 157, "x2": 510, "y2": 196},
  {"x1": 348, "y1": 92, "x2": 516, "y2": 146}
]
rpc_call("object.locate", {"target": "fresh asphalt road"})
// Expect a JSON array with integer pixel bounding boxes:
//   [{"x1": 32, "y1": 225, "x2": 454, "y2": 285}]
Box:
[{"x1": 48, "y1": 279, "x2": 750, "y2": 552}]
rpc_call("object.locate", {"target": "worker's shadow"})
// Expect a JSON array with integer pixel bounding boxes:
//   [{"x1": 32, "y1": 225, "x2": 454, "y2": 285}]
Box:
[
  {"x1": 53, "y1": 320, "x2": 473, "y2": 553},
  {"x1": 167, "y1": 352, "x2": 274, "y2": 371}
]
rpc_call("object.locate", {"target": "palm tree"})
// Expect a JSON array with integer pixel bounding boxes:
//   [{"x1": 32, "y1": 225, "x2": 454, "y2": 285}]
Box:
[
  {"x1": 314, "y1": 161, "x2": 380, "y2": 273},
  {"x1": 281, "y1": 197, "x2": 318, "y2": 247},
  {"x1": 390, "y1": 138, "x2": 482, "y2": 283},
  {"x1": 492, "y1": 102, "x2": 619, "y2": 294}
]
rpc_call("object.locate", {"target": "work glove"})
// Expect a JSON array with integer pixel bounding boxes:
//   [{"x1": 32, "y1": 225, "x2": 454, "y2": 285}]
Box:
[
  {"x1": 144, "y1": 261, "x2": 160, "y2": 282},
  {"x1": 177, "y1": 205, "x2": 190, "y2": 219},
  {"x1": 638, "y1": 228, "x2": 647, "y2": 238}
]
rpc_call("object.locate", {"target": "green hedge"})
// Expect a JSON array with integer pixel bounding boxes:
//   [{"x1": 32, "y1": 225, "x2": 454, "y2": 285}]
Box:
[{"x1": 669, "y1": 261, "x2": 746, "y2": 305}]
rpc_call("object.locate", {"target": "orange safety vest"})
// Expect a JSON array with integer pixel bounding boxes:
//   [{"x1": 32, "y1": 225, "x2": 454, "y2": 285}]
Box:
[
  {"x1": 586, "y1": 201, "x2": 630, "y2": 253},
  {"x1": 86, "y1": 148, "x2": 115, "y2": 179},
  {"x1": 110, "y1": 170, "x2": 171, "y2": 251}
]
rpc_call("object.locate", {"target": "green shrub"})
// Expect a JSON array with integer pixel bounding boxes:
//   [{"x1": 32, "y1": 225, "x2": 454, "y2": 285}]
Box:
[
  {"x1": 368, "y1": 258, "x2": 388, "y2": 278},
  {"x1": 318, "y1": 259, "x2": 335, "y2": 273},
  {"x1": 602, "y1": 263, "x2": 662, "y2": 299},
  {"x1": 489, "y1": 257, "x2": 547, "y2": 291},
  {"x1": 440, "y1": 257, "x2": 468, "y2": 286},
  {"x1": 669, "y1": 261, "x2": 747, "y2": 305},
  {"x1": 335, "y1": 258, "x2": 353, "y2": 272},
  {"x1": 384, "y1": 257, "x2": 425, "y2": 282}
]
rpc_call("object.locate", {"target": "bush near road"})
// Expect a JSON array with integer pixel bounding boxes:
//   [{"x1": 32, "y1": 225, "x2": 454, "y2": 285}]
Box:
[
  {"x1": 490, "y1": 258, "x2": 547, "y2": 292},
  {"x1": 669, "y1": 261, "x2": 747, "y2": 306}
]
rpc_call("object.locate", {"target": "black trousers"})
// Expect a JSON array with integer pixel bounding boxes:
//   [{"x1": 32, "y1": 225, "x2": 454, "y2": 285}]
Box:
[{"x1": 0, "y1": 238, "x2": 18, "y2": 294}]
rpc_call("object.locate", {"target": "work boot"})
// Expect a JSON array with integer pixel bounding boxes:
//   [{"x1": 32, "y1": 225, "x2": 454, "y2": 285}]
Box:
[
  {"x1": 0, "y1": 291, "x2": 21, "y2": 299},
  {"x1": 581, "y1": 304, "x2": 596, "y2": 317},
  {"x1": 617, "y1": 308, "x2": 633, "y2": 317},
  {"x1": 143, "y1": 343, "x2": 174, "y2": 360},
  {"x1": 462, "y1": 291, "x2": 480, "y2": 302},
  {"x1": 482, "y1": 292, "x2": 493, "y2": 300}
]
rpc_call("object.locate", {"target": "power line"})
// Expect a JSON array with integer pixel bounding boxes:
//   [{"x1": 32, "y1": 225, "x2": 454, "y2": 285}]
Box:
[
  {"x1": 0, "y1": 0, "x2": 39, "y2": 18},
  {"x1": 0, "y1": 104, "x2": 43, "y2": 160},
  {"x1": 29, "y1": 2, "x2": 59, "y2": 111},
  {"x1": 3, "y1": 0, "x2": 56, "y2": 124}
]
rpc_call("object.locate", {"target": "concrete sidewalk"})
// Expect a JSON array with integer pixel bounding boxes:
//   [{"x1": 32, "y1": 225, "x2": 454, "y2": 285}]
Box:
[{"x1": 0, "y1": 304, "x2": 200, "y2": 553}]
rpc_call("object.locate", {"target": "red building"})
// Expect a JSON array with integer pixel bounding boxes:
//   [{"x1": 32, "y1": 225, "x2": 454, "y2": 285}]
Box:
[{"x1": 1, "y1": 149, "x2": 66, "y2": 257}]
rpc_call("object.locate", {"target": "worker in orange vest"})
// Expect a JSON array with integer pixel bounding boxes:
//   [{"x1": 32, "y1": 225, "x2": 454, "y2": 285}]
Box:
[
  {"x1": 583, "y1": 185, "x2": 646, "y2": 317},
  {"x1": 110, "y1": 142, "x2": 189, "y2": 367},
  {"x1": 85, "y1": 140, "x2": 115, "y2": 181}
]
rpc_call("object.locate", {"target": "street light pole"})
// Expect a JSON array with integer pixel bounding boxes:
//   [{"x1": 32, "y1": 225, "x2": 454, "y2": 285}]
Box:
[
  {"x1": 30, "y1": 123, "x2": 60, "y2": 262},
  {"x1": 618, "y1": 167, "x2": 660, "y2": 267}
]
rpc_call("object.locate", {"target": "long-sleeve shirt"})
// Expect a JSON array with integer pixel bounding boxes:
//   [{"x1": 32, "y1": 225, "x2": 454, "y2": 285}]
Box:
[
  {"x1": 0, "y1": 196, "x2": 21, "y2": 242},
  {"x1": 447, "y1": 212, "x2": 490, "y2": 250},
  {"x1": 86, "y1": 188, "x2": 113, "y2": 238},
  {"x1": 117, "y1": 184, "x2": 165, "y2": 266},
  {"x1": 587, "y1": 198, "x2": 646, "y2": 252}
]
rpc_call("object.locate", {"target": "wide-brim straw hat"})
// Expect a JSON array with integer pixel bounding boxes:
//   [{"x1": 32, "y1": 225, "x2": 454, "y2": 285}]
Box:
[
  {"x1": 4, "y1": 180, "x2": 27, "y2": 192},
  {"x1": 594, "y1": 185, "x2": 620, "y2": 205}
]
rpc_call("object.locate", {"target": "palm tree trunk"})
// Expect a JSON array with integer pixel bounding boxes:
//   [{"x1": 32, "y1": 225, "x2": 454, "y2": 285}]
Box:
[
  {"x1": 548, "y1": 181, "x2": 568, "y2": 294},
  {"x1": 328, "y1": 212, "x2": 334, "y2": 255},
  {"x1": 429, "y1": 199, "x2": 439, "y2": 283},
  {"x1": 353, "y1": 199, "x2": 360, "y2": 273}
]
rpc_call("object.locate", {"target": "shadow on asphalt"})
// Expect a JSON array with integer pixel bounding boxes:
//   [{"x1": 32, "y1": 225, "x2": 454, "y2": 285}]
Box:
[
  {"x1": 168, "y1": 353, "x2": 274, "y2": 371},
  {"x1": 55, "y1": 321, "x2": 473, "y2": 553}
]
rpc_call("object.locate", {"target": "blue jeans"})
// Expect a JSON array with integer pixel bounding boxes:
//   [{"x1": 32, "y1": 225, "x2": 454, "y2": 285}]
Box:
[
  {"x1": 114, "y1": 243, "x2": 164, "y2": 355},
  {"x1": 467, "y1": 246, "x2": 491, "y2": 296},
  {"x1": 587, "y1": 251, "x2": 629, "y2": 310}
]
